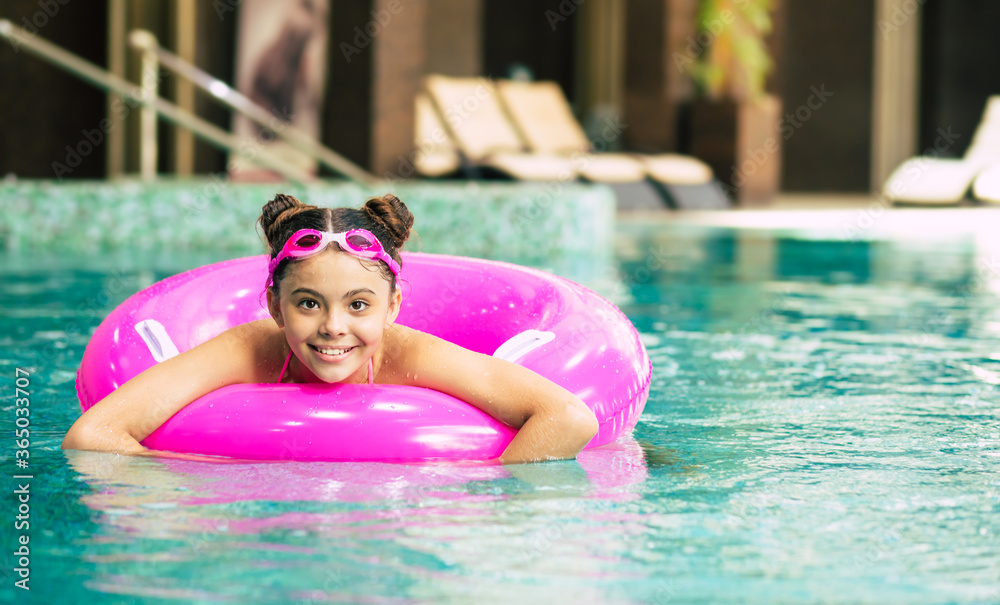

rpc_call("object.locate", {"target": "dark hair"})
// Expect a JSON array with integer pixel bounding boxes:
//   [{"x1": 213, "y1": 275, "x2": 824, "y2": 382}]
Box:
[{"x1": 258, "y1": 193, "x2": 414, "y2": 293}]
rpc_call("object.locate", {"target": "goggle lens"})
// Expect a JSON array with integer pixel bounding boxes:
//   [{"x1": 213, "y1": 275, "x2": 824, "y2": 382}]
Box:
[
  {"x1": 346, "y1": 232, "x2": 377, "y2": 250},
  {"x1": 267, "y1": 228, "x2": 399, "y2": 287},
  {"x1": 294, "y1": 233, "x2": 322, "y2": 249}
]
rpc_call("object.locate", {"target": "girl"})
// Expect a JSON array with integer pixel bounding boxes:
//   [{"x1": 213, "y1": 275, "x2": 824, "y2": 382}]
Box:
[{"x1": 62, "y1": 193, "x2": 599, "y2": 464}]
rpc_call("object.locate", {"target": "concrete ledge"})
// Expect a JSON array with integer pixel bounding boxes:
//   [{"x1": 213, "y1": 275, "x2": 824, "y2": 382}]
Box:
[
  {"x1": 620, "y1": 195, "x2": 1000, "y2": 241},
  {"x1": 0, "y1": 179, "x2": 616, "y2": 262}
]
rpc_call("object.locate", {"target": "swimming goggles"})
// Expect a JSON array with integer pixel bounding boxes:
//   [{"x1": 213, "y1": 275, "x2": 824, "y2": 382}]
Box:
[{"x1": 267, "y1": 228, "x2": 400, "y2": 286}]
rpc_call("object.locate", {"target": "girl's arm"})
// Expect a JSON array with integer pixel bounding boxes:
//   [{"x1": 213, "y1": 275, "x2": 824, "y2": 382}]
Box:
[
  {"x1": 62, "y1": 319, "x2": 284, "y2": 456},
  {"x1": 391, "y1": 327, "x2": 599, "y2": 464}
]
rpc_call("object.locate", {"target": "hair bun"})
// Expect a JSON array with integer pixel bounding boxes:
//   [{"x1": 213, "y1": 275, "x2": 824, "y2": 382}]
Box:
[
  {"x1": 363, "y1": 193, "x2": 414, "y2": 249},
  {"x1": 259, "y1": 193, "x2": 305, "y2": 245}
]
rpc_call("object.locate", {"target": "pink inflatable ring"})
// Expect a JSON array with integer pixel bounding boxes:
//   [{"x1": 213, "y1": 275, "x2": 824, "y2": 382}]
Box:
[{"x1": 75, "y1": 253, "x2": 651, "y2": 462}]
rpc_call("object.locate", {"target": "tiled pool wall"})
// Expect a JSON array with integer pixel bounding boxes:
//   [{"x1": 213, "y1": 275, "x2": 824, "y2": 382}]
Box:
[{"x1": 0, "y1": 180, "x2": 616, "y2": 264}]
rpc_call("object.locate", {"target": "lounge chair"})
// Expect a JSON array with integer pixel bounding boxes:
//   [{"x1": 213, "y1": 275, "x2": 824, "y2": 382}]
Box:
[
  {"x1": 883, "y1": 96, "x2": 1000, "y2": 205},
  {"x1": 494, "y1": 79, "x2": 730, "y2": 209},
  {"x1": 413, "y1": 91, "x2": 462, "y2": 178},
  {"x1": 972, "y1": 164, "x2": 1000, "y2": 203},
  {"x1": 421, "y1": 75, "x2": 728, "y2": 209},
  {"x1": 421, "y1": 75, "x2": 582, "y2": 182}
]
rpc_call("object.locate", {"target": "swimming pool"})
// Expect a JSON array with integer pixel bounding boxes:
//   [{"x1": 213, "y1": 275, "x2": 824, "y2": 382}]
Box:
[{"x1": 3, "y1": 214, "x2": 999, "y2": 603}]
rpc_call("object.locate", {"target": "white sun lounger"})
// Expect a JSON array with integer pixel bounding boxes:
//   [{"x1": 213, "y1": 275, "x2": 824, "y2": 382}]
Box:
[
  {"x1": 495, "y1": 79, "x2": 730, "y2": 209},
  {"x1": 420, "y1": 75, "x2": 730, "y2": 208},
  {"x1": 495, "y1": 80, "x2": 710, "y2": 183},
  {"x1": 421, "y1": 75, "x2": 581, "y2": 182},
  {"x1": 883, "y1": 96, "x2": 1000, "y2": 205},
  {"x1": 972, "y1": 164, "x2": 1000, "y2": 203},
  {"x1": 413, "y1": 91, "x2": 462, "y2": 178}
]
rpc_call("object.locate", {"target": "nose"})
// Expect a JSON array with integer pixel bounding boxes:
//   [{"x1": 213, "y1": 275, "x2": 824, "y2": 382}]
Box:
[{"x1": 320, "y1": 308, "x2": 348, "y2": 336}]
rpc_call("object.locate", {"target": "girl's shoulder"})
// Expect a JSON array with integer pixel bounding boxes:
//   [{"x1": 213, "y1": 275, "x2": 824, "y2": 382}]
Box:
[
  {"x1": 229, "y1": 318, "x2": 290, "y2": 384},
  {"x1": 378, "y1": 324, "x2": 447, "y2": 385},
  {"x1": 383, "y1": 324, "x2": 444, "y2": 359},
  {"x1": 379, "y1": 324, "x2": 489, "y2": 388},
  {"x1": 381, "y1": 323, "x2": 420, "y2": 364}
]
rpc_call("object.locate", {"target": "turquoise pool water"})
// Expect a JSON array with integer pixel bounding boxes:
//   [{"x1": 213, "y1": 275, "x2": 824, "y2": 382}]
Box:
[{"x1": 2, "y1": 221, "x2": 999, "y2": 604}]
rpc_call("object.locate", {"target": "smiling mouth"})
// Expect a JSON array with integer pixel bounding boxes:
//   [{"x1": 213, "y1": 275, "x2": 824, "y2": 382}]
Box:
[{"x1": 310, "y1": 344, "x2": 357, "y2": 359}]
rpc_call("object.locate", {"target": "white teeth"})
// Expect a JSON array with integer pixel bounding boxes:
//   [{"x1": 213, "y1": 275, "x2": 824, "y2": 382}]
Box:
[{"x1": 315, "y1": 346, "x2": 351, "y2": 356}]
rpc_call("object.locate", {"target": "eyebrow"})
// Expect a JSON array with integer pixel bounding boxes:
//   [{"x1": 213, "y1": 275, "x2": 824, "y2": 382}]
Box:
[
  {"x1": 291, "y1": 287, "x2": 326, "y2": 301},
  {"x1": 343, "y1": 288, "x2": 377, "y2": 299},
  {"x1": 290, "y1": 287, "x2": 377, "y2": 300}
]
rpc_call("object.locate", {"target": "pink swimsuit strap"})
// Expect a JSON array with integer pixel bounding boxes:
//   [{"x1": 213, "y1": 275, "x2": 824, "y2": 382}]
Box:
[
  {"x1": 276, "y1": 349, "x2": 374, "y2": 385},
  {"x1": 277, "y1": 349, "x2": 293, "y2": 383}
]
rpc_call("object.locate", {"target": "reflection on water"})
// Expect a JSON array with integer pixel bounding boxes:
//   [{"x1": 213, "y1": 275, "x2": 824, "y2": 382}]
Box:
[
  {"x1": 60, "y1": 441, "x2": 647, "y2": 603},
  {"x1": 615, "y1": 224, "x2": 1000, "y2": 604},
  {"x1": 7, "y1": 223, "x2": 1000, "y2": 604}
]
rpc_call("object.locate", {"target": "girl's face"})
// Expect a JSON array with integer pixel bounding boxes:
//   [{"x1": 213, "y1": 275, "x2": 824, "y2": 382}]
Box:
[{"x1": 267, "y1": 248, "x2": 401, "y2": 384}]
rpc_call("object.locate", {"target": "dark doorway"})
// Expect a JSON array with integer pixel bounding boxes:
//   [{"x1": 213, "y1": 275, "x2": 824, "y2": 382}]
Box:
[
  {"x1": 482, "y1": 0, "x2": 577, "y2": 103},
  {"x1": 779, "y1": 0, "x2": 874, "y2": 192},
  {"x1": 0, "y1": 1, "x2": 108, "y2": 178},
  {"x1": 919, "y1": 0, "x2": 1000, "y2": 158}
]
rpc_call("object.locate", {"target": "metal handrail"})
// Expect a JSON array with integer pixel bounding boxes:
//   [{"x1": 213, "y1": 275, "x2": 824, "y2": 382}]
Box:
[
  {"x1": 132, "y1": 30, "x2": 158, "y2": 180},
  {"x1": 0, "y1": 19, "x2": 312, "y2": 184},
  {"x1": 128, "y1": 30, "x2": 377, "y2": 185}
]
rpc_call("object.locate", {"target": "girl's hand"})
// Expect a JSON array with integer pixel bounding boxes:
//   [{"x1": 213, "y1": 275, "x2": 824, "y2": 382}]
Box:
[
  {"x1": 63, "y1": 319, "x2": 284, "y2": 456},
  {"x1": 388, "y1": 326, "x2": 599, "y2": 464}
]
